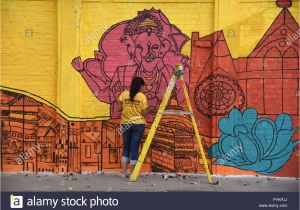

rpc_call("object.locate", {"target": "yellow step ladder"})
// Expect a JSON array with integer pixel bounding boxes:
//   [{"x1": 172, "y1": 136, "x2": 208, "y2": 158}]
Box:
[{"x1": 130, "y1": 65, "x2": 213, "y2": 183}]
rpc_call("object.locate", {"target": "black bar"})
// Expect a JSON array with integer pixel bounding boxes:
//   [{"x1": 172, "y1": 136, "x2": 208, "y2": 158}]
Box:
[{"x1": 1, "y1": 192, "x2": 299, "y2": 210}]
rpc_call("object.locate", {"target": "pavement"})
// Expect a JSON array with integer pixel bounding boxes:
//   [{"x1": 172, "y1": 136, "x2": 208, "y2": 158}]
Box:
[{"x1": 1, "y1": 172, "x2": 299, "y2": 192}]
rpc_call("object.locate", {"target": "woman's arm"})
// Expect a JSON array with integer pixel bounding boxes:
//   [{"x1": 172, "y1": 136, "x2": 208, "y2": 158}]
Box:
[
  {"x1": 141, "y1": 107, "x2": 155, "y2": 118},
  {"x1": 117, "y1": 91, "x2": 124, "y2": 112},
  {"x1": 140, "y1": 94, "x2": 154, "y2": 117},
  {"x1": 117, "y1": 100, "x2": 122, "y2": 112}
]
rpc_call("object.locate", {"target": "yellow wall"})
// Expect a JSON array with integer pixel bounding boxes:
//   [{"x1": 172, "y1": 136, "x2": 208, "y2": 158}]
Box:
[
  {"x1": 1, "y1": 0, "x2": 299, "y2": 119},
  {"x1": 1, "y1": 0, "x2": 58, "y2": 105}
]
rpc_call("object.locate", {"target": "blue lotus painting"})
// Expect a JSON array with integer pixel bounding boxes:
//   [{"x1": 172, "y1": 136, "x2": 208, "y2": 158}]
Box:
[{"x1": 208, "y1": 108, "x2": 300, "y2": 175}]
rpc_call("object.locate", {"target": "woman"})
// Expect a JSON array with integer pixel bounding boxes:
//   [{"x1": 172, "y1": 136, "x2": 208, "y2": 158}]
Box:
[{"x1": 118, "y1": 77, "x2": 153, "y2": 178}]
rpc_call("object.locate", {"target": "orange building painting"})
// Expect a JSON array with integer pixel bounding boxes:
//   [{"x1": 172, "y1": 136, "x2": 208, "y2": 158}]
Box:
[{"x1": 0, "y1": 90, "x2": 210, "y2": 174}]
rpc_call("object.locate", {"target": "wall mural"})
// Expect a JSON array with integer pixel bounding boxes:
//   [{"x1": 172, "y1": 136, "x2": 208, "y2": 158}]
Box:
[
  {"x1": 194, "y1": 74, "x2": 245, "y2": 117},
  {"x1": 209, "y1": 108, "x2": 300, "y2": 174},
  {"x1": 71, "y1": 8, "x2": 190, "y2": 121},
  {"x1": 0, "y1": 89, "x2": 206, "y2": 174},
  {"x1": 1, "y1": 0, "x2": 299, "y2": 177},
  {"x1": 190, "y1": 1, "x2": 299, "y2": 176}
]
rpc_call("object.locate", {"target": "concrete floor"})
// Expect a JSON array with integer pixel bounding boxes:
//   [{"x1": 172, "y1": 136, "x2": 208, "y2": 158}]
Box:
[{"x1": 1, "y1": 172, "x2": 299, "y2": 192}]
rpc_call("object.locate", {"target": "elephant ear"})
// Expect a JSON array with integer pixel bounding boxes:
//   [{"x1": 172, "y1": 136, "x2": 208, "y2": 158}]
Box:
[
  {"x1": 168, "y1": 33, "x2": 189, "y2": 52},
  {"x1": 275, "y1": 114, "x2": 292, "y2": 131}
]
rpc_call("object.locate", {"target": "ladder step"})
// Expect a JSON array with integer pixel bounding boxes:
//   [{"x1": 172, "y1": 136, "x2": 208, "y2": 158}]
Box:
[{"x1": 159, "y1": 110, "x2": 193, "y2": 115}]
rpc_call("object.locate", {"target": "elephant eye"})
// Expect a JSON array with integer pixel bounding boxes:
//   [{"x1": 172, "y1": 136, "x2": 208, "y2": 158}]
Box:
[{"x1": 152, "y1": 44, "x2": 159, "y2": 49}]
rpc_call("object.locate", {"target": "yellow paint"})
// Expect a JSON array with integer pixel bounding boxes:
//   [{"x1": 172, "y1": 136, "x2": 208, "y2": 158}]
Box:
[
  {"x1": 1, "y1": 0, "x2": 299, "y2": 118},
  {"x1": 9, "y1": 113, "x2": 37, "y2": 121},
  {"x1": 1, "y1": 86, "x2": 109, "y2": 121}
]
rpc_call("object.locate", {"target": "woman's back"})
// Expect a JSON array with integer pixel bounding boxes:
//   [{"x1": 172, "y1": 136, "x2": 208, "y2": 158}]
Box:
[{"x1": 119, "y1": 90, "x2": 147, "y2": 124}]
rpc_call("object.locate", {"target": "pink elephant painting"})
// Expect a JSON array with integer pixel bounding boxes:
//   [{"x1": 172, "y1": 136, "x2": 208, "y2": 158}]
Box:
[{"x1": 72, "y1": 8, "x2": 190, "y2": 121}]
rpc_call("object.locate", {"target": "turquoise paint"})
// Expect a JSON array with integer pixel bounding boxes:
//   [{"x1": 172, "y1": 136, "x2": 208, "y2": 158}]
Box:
[{"x1": 208, "y1": 108, "x2": 300, "y2": 174}]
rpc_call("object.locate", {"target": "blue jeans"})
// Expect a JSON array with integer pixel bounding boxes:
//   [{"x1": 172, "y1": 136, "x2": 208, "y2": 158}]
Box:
[{"x1": 121, "y1": 124, "x2": 145, "y2": 165}]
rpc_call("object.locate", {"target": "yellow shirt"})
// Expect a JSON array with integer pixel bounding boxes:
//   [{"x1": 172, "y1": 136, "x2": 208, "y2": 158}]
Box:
[{"x1": 118, "y1": 90, "x2": 147, "y2": 124}]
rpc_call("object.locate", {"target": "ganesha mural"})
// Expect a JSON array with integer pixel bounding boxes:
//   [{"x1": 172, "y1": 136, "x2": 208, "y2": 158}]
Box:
[{"x1": 72, "y1": 9, "x2": 190, "y2": 121}]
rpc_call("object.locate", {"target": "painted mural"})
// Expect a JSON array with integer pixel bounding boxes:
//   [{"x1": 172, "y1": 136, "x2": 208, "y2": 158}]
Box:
[
  {"x1": 209, "y1": 108, "x2": 300, "y2": 174},
  {"x1": 0, "y1": 90, "x2": 207, "y2": 173},
  {"x1": 1, "y1": 0, "x2": 299, "y2": 177},
  {"x1": 190, "y1": 0, "x2": 299, "y2": 176},
  {"x1": 71, "y1": 8, "x2": 190, "y2": 121}
]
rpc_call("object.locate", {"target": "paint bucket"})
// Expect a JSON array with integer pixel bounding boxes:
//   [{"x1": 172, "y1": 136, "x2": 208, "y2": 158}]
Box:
[{"x1": 175, "y1": 64, "x2": 184, "y2": 77}]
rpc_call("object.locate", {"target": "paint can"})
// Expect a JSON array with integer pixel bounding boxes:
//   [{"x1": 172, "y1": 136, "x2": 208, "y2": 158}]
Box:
[{"x1": 174, "y1": 64, "x2": 184, "y2": 77}]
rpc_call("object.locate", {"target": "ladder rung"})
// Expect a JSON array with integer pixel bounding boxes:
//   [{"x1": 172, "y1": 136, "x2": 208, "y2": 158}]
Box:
[{"x1": 159, "y1": 110, "x2": 193, "y2": 115}]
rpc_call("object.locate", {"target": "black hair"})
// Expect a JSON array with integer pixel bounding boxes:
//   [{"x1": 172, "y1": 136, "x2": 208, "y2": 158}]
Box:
[{"x1": 130, "y1": 77, "x2": 145, "y2": 102}]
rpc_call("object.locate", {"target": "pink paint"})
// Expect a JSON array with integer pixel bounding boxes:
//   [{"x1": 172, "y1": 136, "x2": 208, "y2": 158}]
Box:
[{"x1": 72, "y1": 9, "x2": 190, "y2": 121}]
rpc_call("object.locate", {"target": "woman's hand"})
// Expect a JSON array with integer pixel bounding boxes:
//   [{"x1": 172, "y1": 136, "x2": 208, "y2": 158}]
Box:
[
  {"x1": 142, "y1": 106, "x2": 156, "y2": 117},
  {"x1": 117, "y1": 100, "x2": 123, "y2": 112},
  {"x1": 147, "y1": 106, "x2": 156, "y2": 114}
]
